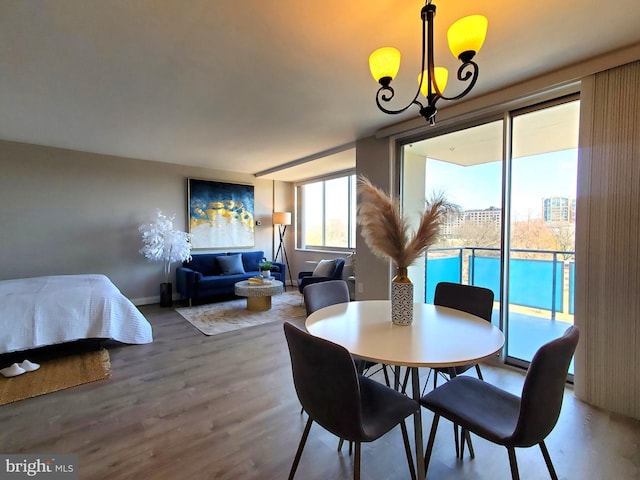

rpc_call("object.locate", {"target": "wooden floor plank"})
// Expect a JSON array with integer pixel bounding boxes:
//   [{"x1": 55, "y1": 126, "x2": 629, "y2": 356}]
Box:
[{"x1": 0, "y1": 302, "x2": 638, "y2": 479}]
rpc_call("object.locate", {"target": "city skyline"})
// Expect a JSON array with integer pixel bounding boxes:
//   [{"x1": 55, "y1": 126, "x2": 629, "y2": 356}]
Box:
[{"x1": 426, "y1": 148, "x2": 578, "y2": 221}]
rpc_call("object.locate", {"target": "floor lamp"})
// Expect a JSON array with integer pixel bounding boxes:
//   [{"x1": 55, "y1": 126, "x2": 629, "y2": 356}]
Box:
[{"x1": 273, "y1": 212, "x2": 293, "y2": 290}]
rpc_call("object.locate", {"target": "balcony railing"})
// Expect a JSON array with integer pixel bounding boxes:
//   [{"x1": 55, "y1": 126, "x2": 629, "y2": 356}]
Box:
[
  {"x1": 425, "y1": 247, "x2": 575, "y2": 321},
  {"x1": 425, "y1": 247, "x2": 575, "y2": 372}
]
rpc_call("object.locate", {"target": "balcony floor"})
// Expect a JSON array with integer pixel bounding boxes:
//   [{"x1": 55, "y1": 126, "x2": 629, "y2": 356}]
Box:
[{"x1": 500, "y1": 309, "x2": 575, "y2": 373}]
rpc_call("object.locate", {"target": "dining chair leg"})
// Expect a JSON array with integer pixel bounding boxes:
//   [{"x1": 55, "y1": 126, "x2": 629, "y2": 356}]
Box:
[
  {"x1": 349, "y1": 440, "x2": 353, "y2": 455},
  {"x1": 424, "y1": 414, "x2": 440, "y2": 476},
  {"x1": 507, "y1": 447, "x2": 521, "y2": 480},
  {"x1": 400, "y1": 420, "x2": 417, "y2": 480},
  {"x1": 337, "y1": 438, "x2": 344, "y2": 451},
  {"x1": 539, "y1": 441, "x2": 559, "y2": 480},
  {"x1": 288, "y1": 417, "x2": 313, "y2": 480},
  {"x1": 401, "y1": 367, "x2": 411, "y2": 393},
  {"x1": 459, "y1": 428, "x2": 475, "y2": 459},
  {"x1": 454, "y1": 423, "x2": 460, "y2": 458},
  {"x1": 382, "y1": 364, "x2": 391, "y2": 387},
  {"x1": 421, "y1": 369, "x2": 433, "y2": 396},
  {"x1": 394, "y1": 366, "x2": 402, "y2": 390},
  {"x1": 353, "y1": 442, "x2": 361, "y2": 480}
]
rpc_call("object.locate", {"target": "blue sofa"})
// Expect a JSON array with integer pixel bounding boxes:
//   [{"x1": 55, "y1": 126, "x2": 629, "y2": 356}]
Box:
[{"x1": 176, "y1": 251, "x2": 285, "y2": 306}]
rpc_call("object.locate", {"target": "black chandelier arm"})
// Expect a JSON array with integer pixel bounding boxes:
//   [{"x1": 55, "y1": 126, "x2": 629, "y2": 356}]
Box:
[
  {"x1": 438, "y1": 60, "x2": 480, "y2": 102},
  {"x1": 375, "y1": 85, "x2": 426, "y2": 115},
  {"x1": 374, "y1": 1, "x2": 431, "y2": 117}
]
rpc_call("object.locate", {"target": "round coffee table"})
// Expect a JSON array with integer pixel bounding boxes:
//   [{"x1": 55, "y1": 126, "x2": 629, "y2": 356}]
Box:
[{"x1": 234, "y1": 279, "x2": 284, "y2": 311}]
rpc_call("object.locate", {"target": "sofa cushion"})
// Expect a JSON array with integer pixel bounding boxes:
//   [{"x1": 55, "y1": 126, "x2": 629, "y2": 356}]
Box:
[
  {"x1": 187, "y1": 253, "x2": 224, "y2": 276},
  {"x1": 240, "y1": 251, "x2": 264, "y2": 273},
  {"x1": 199, "y1": 273, "x2": 254, "y2": 289},
  {"x1": 313, "y1": 259, "x2": 336, "y2": 277},
  {"x1": 217, "y1": 254, "x2": 246, "y2": 275}
]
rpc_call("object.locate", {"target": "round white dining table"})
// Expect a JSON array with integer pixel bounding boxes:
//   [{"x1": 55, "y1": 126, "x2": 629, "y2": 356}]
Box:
[{"x1": 305, "y1": 300, "x2": 505, "y2": 480}]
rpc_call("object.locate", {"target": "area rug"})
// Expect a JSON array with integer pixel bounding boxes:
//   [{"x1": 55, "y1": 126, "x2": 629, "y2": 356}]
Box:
[
  {"x1": 176, "y1": 290, "x2": 306, "y2": 336},
  {"x1": 0, "y1": 349, "x2": 111, "y2": 406}
]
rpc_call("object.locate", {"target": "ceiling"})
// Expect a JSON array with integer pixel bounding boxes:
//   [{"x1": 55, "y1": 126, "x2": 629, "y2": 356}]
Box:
[
  {"x1": 407, "y1": 99, "x2": 580, "y2": 166},
  {"x1": 1, "y1": 1, "x2": 639, "y2": 182}
]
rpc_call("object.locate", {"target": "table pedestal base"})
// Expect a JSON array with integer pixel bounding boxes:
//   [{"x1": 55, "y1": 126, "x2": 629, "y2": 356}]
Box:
[{"x1": 247, "y1": 296, "x2": 271, "y2": 311}]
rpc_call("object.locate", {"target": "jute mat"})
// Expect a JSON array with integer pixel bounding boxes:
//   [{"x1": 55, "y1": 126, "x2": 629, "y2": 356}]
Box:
[
  {"x1": 0, "y1": 349, "x2": 111, "y2": 406},
  {"x1": 176, "y1": 290, "x2": 305, "y2": 336}
]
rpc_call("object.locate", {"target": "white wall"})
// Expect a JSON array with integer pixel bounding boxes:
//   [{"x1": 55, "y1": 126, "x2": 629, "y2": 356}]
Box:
[
  {"x1": 0, "y1": 140, "x2": 289, "y2": 304},
  {"x1": 354, "y1": 135, "x2": 395, "y2": 300}
]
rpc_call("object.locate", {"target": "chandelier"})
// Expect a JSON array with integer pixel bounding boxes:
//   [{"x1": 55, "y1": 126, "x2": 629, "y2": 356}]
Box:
[{"x1": 369, "y1": 0, "x2": 488, "y2": 125}]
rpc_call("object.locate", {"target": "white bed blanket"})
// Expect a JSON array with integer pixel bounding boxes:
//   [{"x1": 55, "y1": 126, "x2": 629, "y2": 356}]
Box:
[{"x1": 0, "y1": 274, "x2": 153, "y2": 354}]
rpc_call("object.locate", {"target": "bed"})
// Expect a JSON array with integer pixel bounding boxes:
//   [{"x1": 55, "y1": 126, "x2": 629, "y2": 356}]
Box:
[{"x1": 0, "y1": 274, "x2": 153, "y2": 354}]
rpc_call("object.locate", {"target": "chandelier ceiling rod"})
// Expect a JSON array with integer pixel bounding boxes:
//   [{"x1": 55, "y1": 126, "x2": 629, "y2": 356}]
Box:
[{"x1": 369, "y1": 0, "x2": 488, "y2": 125}]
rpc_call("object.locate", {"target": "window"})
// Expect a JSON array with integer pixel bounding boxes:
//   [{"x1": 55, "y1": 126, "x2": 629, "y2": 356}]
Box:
[
  {"x1": 297, "y1": 173, "x2": 356, "y2": 250},
  {"x1": 400, "y1": 94, "x2": 579, "y2": 375}
]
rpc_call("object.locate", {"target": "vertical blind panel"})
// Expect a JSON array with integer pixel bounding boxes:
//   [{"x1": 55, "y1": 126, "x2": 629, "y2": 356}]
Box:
[{"x1": 575, "y1": 60, "x2": 640, "y2": 419}]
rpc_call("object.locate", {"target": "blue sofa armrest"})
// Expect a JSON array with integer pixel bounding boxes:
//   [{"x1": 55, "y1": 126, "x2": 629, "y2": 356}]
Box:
[
  {"x1": 270, "y1": 261, "x2": 286, "y2": 277},
  {"x1": 176, "y1": 267, "x2": 201, "y2": 298}
]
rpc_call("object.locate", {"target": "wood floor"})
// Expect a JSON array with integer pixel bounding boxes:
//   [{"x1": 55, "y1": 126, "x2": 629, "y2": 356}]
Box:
[{"x1": 1, "y1": 300, "x2": 639, "y2": 479}]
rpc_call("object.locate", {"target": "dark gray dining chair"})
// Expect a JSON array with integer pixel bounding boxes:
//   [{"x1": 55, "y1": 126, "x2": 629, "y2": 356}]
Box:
[
  {"x1": 432, "y1": 281, "x2": 495, "y2": 386},
  {"x1": 302, "y1": 280, "x2": 389, "y2": 453},
  {"x1": 420, "y1": 325, "x2": 579, "y2": 480},
  {"x1": 283, "y1": 322, "x2": 419, "y2": 480},
  {"x1": 302, "y1": 279, "x2": 350, "y2": 317},
  {"x1": 303, "y1": 280, "x2": 386, "y2": 380},
  {"x1": 401, "y1": 282, "x2": 495, "y2": 393},
  {"x1": 400, "y1": 281, "x2": 495, "y2": 456}
]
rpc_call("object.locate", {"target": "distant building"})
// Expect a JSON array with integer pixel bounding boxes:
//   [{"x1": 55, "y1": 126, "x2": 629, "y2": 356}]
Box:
[
  {"x1": 442, "y1": 206, "x2": 502, "y2": 235},
  {"x1": 543, "y1": 196, "x2": 575, "y2": 223}
]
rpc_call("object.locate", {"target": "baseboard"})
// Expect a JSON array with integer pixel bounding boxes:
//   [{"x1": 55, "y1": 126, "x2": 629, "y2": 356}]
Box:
[{"x1": 131, "y1": 295, "x2": 158, "y2": 306}]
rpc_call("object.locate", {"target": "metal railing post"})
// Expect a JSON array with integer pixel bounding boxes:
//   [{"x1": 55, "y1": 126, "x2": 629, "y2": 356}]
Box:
[
  {"x1": 551, "y1": 252, "x2": 557, "y2": 321},
  {"x1": 470, "y1": 248, "x2": 476, "y2": 286}
]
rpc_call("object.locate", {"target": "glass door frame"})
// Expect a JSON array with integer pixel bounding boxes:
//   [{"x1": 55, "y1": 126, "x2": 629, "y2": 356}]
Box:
[
  {"x1": 502, "y1": 94, "x2": 579, "y2": 378},
  {"x1": 396, "y1": 91, "x2": 580, "y2": 375}
]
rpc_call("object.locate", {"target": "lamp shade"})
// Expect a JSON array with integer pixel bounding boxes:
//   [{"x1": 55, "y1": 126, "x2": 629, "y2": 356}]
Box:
[
  {"x1": 369, "y1": 47, "x2": 401, "y2": 83},
  {"x1": 272, "y1": 211, "x2": 291, "y2": 225},
  {"x1": 447, "y1": 15, "x2": 488, "y2": 60},
  {"x1": 418, "y1": 67, "x2": 449, "y2": 96}
]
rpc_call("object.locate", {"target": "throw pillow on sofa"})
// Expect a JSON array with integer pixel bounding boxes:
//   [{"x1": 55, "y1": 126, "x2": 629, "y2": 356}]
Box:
[
  {"x1": 217, "y1": 254, "x2": 246, "y2": 275},
  {"x1": 312, "y1": 259, "x2": 336, "y2": 277}
]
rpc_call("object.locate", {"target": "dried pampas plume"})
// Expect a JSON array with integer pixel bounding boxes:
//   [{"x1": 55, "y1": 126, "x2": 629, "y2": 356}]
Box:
[{"x1": 356, "y1": 175, "x2": 453, "y2": 269}]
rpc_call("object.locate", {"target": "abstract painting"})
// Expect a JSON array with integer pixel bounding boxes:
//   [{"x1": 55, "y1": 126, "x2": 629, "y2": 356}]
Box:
[{"x1": 188, "y1": 179, "x2": 255, "y2": 249}]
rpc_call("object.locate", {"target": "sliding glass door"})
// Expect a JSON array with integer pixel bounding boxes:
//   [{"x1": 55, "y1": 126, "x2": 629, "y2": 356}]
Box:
[
  {"x1": 401, "y1": 120, "x2": 503, "y2": 322},
  {"x1": 401, "y1": 95, "x2": 579, "y2": 373},
  {"x1": 507, "y1": 99, "x2": 579, "y2": 372}
]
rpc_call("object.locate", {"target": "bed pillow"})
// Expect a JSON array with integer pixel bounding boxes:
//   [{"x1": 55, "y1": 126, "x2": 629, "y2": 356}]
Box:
[
  {"x1": 216, "y1": 254, "x2": 246, "y2": 275},
  {"x1": 312, "y1": 259, "x2": 336, "y2": 277}
]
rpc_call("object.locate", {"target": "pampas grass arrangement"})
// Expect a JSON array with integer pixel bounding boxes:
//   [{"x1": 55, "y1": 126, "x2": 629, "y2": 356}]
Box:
[{"x1": 356, "y1": 176, "x2": 453, "y2": 269}]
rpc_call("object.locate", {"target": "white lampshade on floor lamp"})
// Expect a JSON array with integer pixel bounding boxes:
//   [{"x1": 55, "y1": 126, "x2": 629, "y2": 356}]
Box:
[{"x1": 273, "y1": 212, "x2": 293, "y2": 289}]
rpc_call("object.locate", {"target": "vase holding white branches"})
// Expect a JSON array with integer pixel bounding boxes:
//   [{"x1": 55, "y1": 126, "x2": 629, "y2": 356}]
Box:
[
  {"x1": 139, "y1": 210, "x2": 192, "y2": 307},
  {"x1": 357, "y1": 176, "x2": 453, "y2": 325}
]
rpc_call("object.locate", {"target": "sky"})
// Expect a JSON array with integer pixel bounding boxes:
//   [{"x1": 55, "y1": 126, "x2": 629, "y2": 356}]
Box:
[{"x1": 425, "y1": 149, "x2": 578, "y2": 220}]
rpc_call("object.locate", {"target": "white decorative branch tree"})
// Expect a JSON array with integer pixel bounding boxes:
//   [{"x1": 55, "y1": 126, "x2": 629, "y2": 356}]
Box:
[{"x1": 139, "y1": 210, "x2": 192, "y2": 284}]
